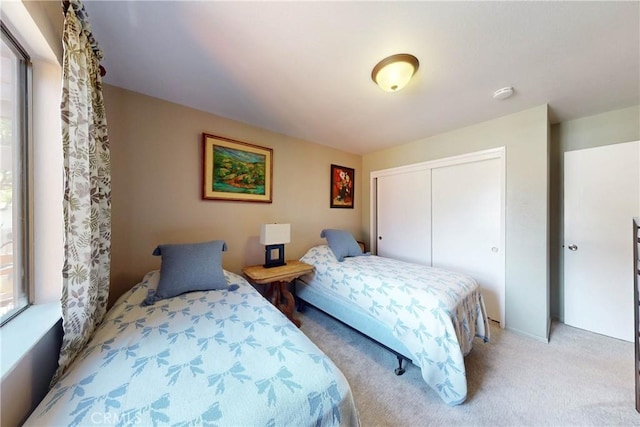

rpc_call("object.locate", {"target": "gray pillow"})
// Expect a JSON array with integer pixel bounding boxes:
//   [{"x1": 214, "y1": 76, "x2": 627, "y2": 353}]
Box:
[
  {"x1": 321, "y1": 229, "x2": 363, "y2": 261},
  {"x1": 143, "y1": 240, "x2": 236, "y2": 305}
]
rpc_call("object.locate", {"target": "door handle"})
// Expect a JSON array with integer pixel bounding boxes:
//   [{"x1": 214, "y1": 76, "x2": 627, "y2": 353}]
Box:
[{"x1": 568, "y1": 244, "x2": 578, "y2": 251}]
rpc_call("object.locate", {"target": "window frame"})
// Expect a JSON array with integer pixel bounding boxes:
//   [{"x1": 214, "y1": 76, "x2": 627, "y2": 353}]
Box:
[{"x1": 1, "y1": 21, "x2": 33, "y2": 326}]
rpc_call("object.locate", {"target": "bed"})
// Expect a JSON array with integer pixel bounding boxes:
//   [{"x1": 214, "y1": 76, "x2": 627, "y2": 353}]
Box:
[
  {"x1": 296, "y1": 235, "x2": 490, "y2": 406},
  {"x1": 25, "y1": 266, "x2": 359, "y2": 426}
]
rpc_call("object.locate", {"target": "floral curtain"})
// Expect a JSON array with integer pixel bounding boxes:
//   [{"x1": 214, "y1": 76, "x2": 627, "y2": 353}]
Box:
[{"x1": 53, "y1": 0, "x2": 111, "y2": 384}]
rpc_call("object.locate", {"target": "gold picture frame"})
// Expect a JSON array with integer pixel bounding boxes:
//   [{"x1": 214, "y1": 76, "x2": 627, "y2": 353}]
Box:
[{"x1": 202, "y1": 133, "x2": 273, "y2": 203}]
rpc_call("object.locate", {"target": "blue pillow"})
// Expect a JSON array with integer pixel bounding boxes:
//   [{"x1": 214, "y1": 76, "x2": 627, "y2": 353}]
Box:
[
  {"x1": 321, "y1": 229, "x2": 363, "y2": 261},
  {"x1": 143, "y1": 240, "x2": 237, "y2": 305}
]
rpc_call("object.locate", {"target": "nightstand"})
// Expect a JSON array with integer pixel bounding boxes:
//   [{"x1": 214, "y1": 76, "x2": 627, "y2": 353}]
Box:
[{"x1": 242, "y1": 260, "x2": 314, "y2": 327}]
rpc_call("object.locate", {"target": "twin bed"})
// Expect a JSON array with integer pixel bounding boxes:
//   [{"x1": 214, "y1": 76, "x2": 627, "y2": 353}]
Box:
[
  {"x1": 296, "y1": 229, "x2": 490, "y2": 406},
  {"x1": 26, "y1": 231, "x2": 489, "y2": 425},
  {"x1": 25, "y1": 248, "x2": 359, "y2": 426}
]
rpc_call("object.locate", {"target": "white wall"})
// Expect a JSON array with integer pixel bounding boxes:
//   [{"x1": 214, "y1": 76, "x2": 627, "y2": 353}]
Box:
[
  {"x1": 363, "y1": 105, "x2": 550, "y2": 341},
  {"x1": 31, "y1": 58, "x2": 63, "y2": 304}
]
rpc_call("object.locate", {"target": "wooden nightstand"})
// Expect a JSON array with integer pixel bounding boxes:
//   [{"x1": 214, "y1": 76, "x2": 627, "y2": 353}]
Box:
[{"x1": 242, "y1": 260, "x2": 314, "y2": 327}]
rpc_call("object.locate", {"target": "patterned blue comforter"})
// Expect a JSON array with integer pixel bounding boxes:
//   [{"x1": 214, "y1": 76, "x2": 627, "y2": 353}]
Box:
[
  {"x1": 300, "y1": 245, "x2": 490, "y2": 406},
  {"x1": 25, "y1": 270, "x2": 359, "y2": 426}
]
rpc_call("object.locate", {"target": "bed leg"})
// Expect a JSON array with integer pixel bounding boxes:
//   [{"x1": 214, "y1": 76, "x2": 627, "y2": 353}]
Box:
[
  {"x1": 394, "y1": 356, "x2": 406, "y2": 376},
  {"x1": 297, "y1": 298, "x2": 306, "y2": 312}
]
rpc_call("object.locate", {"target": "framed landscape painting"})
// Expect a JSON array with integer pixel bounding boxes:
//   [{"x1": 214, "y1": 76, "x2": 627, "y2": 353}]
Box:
[
  {"x1": 202, "y1": 133, "x2": 273, "y2": 202},
  {"x1": 330, "y1": 164, "x2": 354, "y2": 208}
]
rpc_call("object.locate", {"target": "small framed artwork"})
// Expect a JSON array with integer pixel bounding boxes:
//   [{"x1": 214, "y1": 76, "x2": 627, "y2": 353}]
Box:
[
  {"x1": 202, "y1": 133, "x2": 273, "y2": 203},
  {"x1": 330, "y1": 164, "x2": 355, "y2": 208}
]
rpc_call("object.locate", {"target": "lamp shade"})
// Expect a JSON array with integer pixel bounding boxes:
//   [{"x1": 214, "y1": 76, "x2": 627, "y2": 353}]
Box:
[
  {"x1": 260, "y1": 224, "x2": 290, "y2": 245},
  {"x1": 371, "y1": 53, "x2": 419, "y2": 92}
]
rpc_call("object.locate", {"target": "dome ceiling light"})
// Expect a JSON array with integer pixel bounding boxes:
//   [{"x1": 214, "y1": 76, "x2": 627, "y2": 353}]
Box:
[{"x1": 371, "y1": 53, "x2": 419, "y2": 92}]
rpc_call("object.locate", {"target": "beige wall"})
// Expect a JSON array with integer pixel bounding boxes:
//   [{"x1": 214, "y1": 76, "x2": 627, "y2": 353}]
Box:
[
  {"x1": 105, "y1": 85, "x2": 362, "y2": 305},
  {"x1": 362, "y1": 105, "x2": 550, "y2": 341},
  {"x1": 22, "y1": 0, "x2": 63, "y2": 63},
  {"x1": 549, "y1": 105, "x2": 640, "y2": 321}
]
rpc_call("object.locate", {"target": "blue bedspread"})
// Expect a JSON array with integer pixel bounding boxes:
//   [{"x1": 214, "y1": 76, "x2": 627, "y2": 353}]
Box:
[
  {"x1": 300, "y1": 245, "x2": 490, "y2": 406},
  {"x1": 25, "y1": 270, "x2": 359, "y2": 426}
]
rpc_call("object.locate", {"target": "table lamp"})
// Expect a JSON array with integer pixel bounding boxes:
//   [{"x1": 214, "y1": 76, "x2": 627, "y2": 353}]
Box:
[{"x1": 260, "y1": 223, "x2": 290, "y2": 268}]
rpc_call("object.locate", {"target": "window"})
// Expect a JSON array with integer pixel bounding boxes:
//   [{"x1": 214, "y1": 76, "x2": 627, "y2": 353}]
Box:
[{"x1": 0, "y1": 23, "x2": 31, "y2": 325}]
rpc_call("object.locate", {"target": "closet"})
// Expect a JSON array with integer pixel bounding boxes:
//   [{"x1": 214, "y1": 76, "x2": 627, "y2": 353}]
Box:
[
  {"x1": 376, "y1": 168, "x2": 431, "y2": 265},
  {"x1": 371, "y1": 148, "x2": 505, "y2": 326}
]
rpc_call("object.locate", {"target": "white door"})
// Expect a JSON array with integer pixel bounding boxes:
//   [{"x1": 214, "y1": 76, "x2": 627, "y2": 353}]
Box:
[
  {"x1": 431, "y1": 158, "x2": 505, "y2": 325},
  {"x1": 564, "y1": 141, "x2": 639, "y2": 342},
  {"x1": 376, "y1": 170, "x2": 431, "y2": 265}
]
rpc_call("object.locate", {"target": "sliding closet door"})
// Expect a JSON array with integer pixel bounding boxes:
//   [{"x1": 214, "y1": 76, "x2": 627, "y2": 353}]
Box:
[
  {"x1": 431, "y1": 157, "x2": 505, "y2": 325},
  {"x1": 376, "y1": 170, "x2": 431, "y2": 265}
]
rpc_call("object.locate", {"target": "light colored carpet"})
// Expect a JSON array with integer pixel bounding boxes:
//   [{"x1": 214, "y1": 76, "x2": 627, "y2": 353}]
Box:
[{"x1": 298, "y1": 306, "x2": 639, "y2": 426}]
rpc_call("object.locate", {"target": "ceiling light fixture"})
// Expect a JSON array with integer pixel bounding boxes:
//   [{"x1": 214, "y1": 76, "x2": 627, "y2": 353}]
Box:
[{"x1": 371, "y1": 53, "x2": 419, "y2": 92}]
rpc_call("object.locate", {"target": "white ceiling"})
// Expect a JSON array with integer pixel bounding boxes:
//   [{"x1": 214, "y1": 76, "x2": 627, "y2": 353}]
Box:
[{"x1": 84, "y1": 1, "x2": 640, "y2": 155}]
